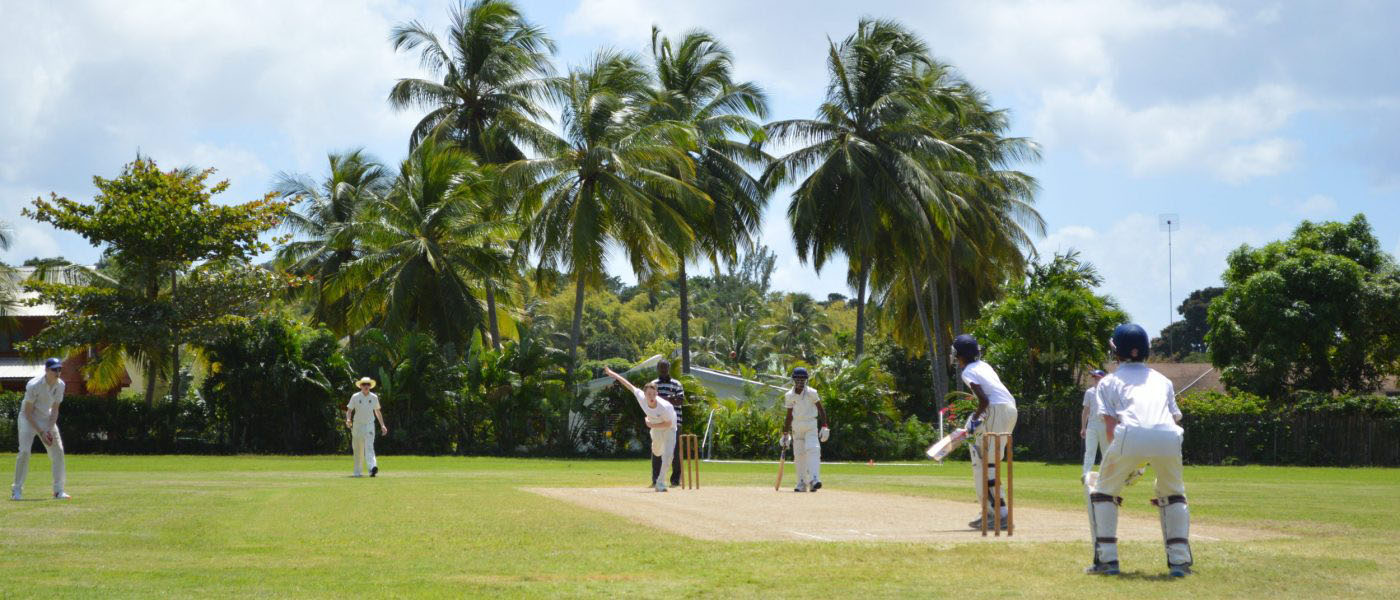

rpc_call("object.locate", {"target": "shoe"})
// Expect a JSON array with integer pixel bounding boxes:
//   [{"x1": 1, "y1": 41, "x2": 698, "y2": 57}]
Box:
[
  {"x1": 10, "y1": 490, "x2": 19, "y2": 501},
  {"x1": 53, "y1": 492, "x2": 71, "y2": 500},
  {"x1": 967, "y1": 516, "x2": 1009, "y2": 530},
  {"x1": 370, "y1": 466, "x2": 378, "y2": 477},
  {"x1": 655, "y1": 484, "x2": 668, "y2": 492},
  {"x1": 794, "y1": 483, "x2": 807, "y2": 492},
  {"x1": 1084, "y1": 562, "x2": 1120, "y2": 576},
  {"x1": 353, "y1": 474, "x2": 363, "y2": 478},
  {"x1": 1169, "y1": 565, "x2": 1192, "y2": 577},
  {"x1": 811, "y1": 481, "x2": 822, "y2": 491}
]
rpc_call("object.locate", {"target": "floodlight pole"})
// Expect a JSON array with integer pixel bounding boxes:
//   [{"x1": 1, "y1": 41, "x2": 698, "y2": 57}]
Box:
[{"x1": 1160, "y1": 214, "x2": 1180, "y2": 358}]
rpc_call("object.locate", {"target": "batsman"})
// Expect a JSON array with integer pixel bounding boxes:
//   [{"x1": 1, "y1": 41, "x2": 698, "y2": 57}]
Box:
[
  {"x1": 1085, "y1": 324, "x2": 1192, "y2": 577},
  {"x1": 781, "y1": 367, "x2": 829, "y2": 492}
]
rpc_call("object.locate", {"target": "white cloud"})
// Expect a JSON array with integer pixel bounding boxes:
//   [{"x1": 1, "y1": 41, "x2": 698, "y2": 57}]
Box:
[
  {"x1": 1036, "y1": 213, "x2": 1288, "y2": 336},
  {"x1": 1035, "y1": 84, "x2": 1305, "y2": 183},
  {"x1": 0, "y1": 0, "x2": 428, "y2": 263}
]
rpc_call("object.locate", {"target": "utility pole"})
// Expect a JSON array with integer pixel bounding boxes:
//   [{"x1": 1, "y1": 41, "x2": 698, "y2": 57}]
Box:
[{"x1": 1159, "y1": 214, "x2": 1180, "y2": 358}]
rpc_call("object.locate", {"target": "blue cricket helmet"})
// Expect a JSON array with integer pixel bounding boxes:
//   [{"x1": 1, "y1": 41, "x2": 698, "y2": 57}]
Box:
[
  {"x1": 790, "y1": 367, "x2": 809, "y2": 379},
  {"x1": 952, "y1": 334, "x2": 980, "y2": 361},
  {"x1": 1111, "y1": 324, "x2": 1150, "y2": 361}
]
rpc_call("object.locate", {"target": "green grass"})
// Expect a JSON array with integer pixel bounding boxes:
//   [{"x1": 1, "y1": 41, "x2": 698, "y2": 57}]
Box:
[{"x1": 0, "y1": 454, "x2": 1396, "y2": 598}]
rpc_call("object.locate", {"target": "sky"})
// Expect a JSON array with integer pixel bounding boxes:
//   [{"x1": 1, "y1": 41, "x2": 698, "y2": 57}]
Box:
[{"x1": 2, "y1": 0, "x2": 1397, "y2": 338}]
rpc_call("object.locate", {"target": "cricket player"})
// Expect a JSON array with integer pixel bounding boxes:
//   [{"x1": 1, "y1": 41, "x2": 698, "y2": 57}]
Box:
[
  {"x1": 345, "y1": 377, "x2": 387, "y2": 478},
  {"x1": 1080, "y1": 369, "x2": 1108, "y2": 479},
  {"x1": 648, "y1": 359, "x2": 685, "y2": 488},
  {"x1": 603, "y1": 367, "x2": 677, "y2": 492},
  {"x1": 953, "y1": 334, "x2": 1016, "y2": 529},
  {"x1": 1085, "y1": 324, "x2": 1192, "y2": 577},
  {"x1": 13, "y1": 358, "x2": 69, "y2": 500},
  {"x1": 781, "y1": 367, "x2": 828, "y2": 493}
]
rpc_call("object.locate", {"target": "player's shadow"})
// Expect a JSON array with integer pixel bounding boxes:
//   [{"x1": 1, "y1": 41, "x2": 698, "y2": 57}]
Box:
[{"x1": 1116, "y1": 572, "x2": 1181, "y2": 582}]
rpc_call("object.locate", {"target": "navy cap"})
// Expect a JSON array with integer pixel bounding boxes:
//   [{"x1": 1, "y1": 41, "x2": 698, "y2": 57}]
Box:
[
  {"x1": 791, "y1": 367, "x2": 809, "y2": 379},
  {"x1": 1090, "y1": 369, "x2": 1107, "y2": 377},
  {"x1": 44, "y1": 358, "x2": 63, "y2": 371}
]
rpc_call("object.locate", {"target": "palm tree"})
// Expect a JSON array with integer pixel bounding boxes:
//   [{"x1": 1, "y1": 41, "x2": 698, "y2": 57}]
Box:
[
  {"x1": 639, "y1": 27, "x2": 770, "y2": 374},
  {"x1": 273, "y1": 149, "x2": 391, "y2": 336},
  {"x1": 328, "y1": 140, "x2": 510, "y2": 349},
  {"x1": 389, "y1": 0, "x2": 556, "y2": 348},
  {"x1": 507, "y1": 50, "x2": 707, "y2": 387},
  {"x1": 769, "y1": 293, "x2": 831, "y2": 363},
  {"x1": 763, "y1": 19, "x2": 964, "y2": 359}
]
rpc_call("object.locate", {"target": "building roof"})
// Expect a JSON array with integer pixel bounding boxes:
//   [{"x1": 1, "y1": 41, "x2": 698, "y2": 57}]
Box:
[
  {"x1": 582, "y1": 354, "x2": 786, "y2": 402},
  {"x1": 4, "y1": 267, "x2": 59, "y2": 317},
  {"x1": 0, "y1": 357, "x2": 44, "y2": 380}
]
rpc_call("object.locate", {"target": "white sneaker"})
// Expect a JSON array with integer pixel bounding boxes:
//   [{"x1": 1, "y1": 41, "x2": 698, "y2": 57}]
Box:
[
  {"x1": 10, "y1": 489, "x2": 19, "y2": 501},
  {"x1": 53, "y1": 492, "x2": 71, "y2": 500},
  {"x1": 655, "y1": 483, "x2": 668, "y2": 492}
]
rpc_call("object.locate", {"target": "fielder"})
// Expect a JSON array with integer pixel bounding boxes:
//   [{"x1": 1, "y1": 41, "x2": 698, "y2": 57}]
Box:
[
  {"x1": 1080, "y1": 369, "x2": 1108, "y2": 479},
  {"x1": 952, "y1": 334, "x2": 1016, "y2": 529},
  {"x1": 603, "y1": 367, "x2": 676, "y2": 492},
  {"x1": 781, "y1": 367, "x2": 828, "y2": 493},
  {"x1": 12, "y1": 358, "x2": 70, "y2": 500},
  {"x1": 1085, "y1": 324, "x2": 1192, "y2": 577},
  {"x1": 648, "y1": 359, "x2": 686, "y2": 488},
  {"x1": 345, "y1": 377, "x2": 387, "y2": 478}
]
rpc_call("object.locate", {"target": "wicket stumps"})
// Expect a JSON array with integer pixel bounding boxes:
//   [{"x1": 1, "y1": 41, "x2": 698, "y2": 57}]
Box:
[
  {"x1": 679, "y1": 433, "x2": 700, "y2": 489},
  {"x1": 980, "y1": 432, "x2": 1014, "y2": 537}
]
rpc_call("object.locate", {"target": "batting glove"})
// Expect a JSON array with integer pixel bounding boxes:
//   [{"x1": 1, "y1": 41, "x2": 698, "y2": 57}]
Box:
[
  {"x1": 781, "y1": 433, "x2": 792, "y2": 448},
  {"x1": 818, "y1": 427, "x2": 830, "y2": 442}
]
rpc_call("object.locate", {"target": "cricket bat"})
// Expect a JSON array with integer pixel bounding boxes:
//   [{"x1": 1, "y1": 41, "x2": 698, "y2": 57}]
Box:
[
  {"x1": 775, "y1": 445, "x2": 786, "y2": 491},
  {"x1": 926, "y1": 428, "x2": 968, "y2": 462}
]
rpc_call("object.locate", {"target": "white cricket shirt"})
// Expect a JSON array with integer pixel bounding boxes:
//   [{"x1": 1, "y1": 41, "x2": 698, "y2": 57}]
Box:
[
  {"x1": 1082, "y1": 385, "x2": 1100, "y2": 419},
  {"x1": 348, "y1": 391, "x2": 381, "y2": 428},
  {"x1": 23, "y1": 375, "x2": 65, "y2": 417},
  {"x1": 784, "y1": 386, "x2": 821, "y2": 423},
  {"x1": 1094, "y1": 363, "x2": 1182, "y2": 432},
  {"x1": 960, "y1": 361, "x2": 1016, "y2": 407},
  {"x1": 633, "y1": 390, "x2": 677, "y2": 431}
]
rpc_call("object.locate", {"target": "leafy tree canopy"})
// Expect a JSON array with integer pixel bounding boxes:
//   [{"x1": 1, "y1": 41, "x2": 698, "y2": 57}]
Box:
[{"x1": 1207, "y1": 214, "x2": 1400, "y2": 397}]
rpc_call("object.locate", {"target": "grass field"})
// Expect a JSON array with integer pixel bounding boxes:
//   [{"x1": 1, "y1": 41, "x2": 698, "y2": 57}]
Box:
[{"x1": 0, "y1": 454, "x2": 1396, "y2": 598}]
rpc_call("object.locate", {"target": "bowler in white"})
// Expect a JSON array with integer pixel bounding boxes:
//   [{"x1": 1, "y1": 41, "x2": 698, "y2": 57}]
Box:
[
  {"x1": 603, "y1": 367, "x2": 676, "y2": 492},
  {"x1": 13, "y1": 357, "x2": 70, "y2": 500},
  {"x1": 345, "y1": 377, "x2": 387, "y2": 477}
]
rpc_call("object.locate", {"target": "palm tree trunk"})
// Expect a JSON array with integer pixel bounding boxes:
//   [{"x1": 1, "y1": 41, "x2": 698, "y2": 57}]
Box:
[
  {"x1": 945, "y1": 247, "x2": 963, "y2": 334},
  {"x1": 911, "y1": 270, "x2": 947, "y2": 410},
  {"x1": 678, "y1": 262, "x2": 691, "y2": 374},
  {"x1": 143, "y1": 361, "x2": 158, "y2": 409},
  {"x1": 854, "y1": 259, "x2": 870, "y2": 358},
  {"x1": 930, "y1": 282, "x2": 951, "y2": 397},
  {"x1": 485, "y1": 282, "x2": 501, "y2": 350},
  {"x1": 566, "y1": 276, "x2": 586, "y2": 389}
]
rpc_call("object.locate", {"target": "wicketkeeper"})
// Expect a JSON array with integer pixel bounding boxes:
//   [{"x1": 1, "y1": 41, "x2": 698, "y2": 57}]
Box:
[
  {"x1": 953, "y1": 334, "x2": 1017, "y2": 529},
  {"x1": 781, "y1": 367, "x2": 828, "y2": 492},
  {"x1": 1085, "y1": 324, "x2": 1192, "y2": 577}
]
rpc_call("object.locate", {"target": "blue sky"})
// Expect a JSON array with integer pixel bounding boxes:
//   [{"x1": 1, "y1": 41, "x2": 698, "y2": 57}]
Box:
[{"x1": 2, "y1": 0, "x2": 1396, "y2": 338}]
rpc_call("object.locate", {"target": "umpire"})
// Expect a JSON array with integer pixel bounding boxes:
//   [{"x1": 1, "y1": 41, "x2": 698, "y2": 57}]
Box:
[{"x1": 649, "y1": 359, "x2": 686, "y2": 487}]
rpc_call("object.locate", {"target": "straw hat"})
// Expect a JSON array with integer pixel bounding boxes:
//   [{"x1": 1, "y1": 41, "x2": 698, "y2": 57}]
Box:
[{"x1": 356, "y1": 377, "x2": 377, "y2": 389}]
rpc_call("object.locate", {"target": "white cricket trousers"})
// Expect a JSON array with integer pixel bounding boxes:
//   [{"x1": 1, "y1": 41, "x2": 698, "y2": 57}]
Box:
[
  {"x1": 351, "y1": 426, "x2": 377, "y2": 476},
  {"x1": 1082, "y1": 419, "x2": 1107, "y2": 476},
  {"x1": 792, "y1": 420, "x2": 821, "y2": 486},
  {"x1": 649, "y1": 428, "x2": 677, "y2": 488},
  {"x1": 970, "y1": 404, "x2": 1017, "y2": 505},
  {"x1": 13, "y1": 419, "x2": 65, "y2": 495}
]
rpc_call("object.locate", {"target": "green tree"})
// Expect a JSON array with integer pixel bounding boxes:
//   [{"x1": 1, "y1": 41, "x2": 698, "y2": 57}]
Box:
[
  {"x1": 329, "y1": 140, "x2": 509, "y2": 350},
  {"x1": 768, "y1": 293, "x2": 830, "y2": 363},
  {"x1": 764, "y1": 19, "x2": 962, "y2": 359},
  {"x1": 23, "y1": 157, "x2": 289, "y2": 406},
  {"x1": 1207, "y1": 215, "x2": 1400, "y2": 396},
  {"x1": 273, "y1": 149, "x2": 391, "y2": 337},
  {"x1": 507, "y1": 49, "x2": 706, "y2": 387},
  {"x1": 389, "y1": 0, "x2": 556, "y2": 348},
  {"x1": 640, "y1": 27, "x2": 771, "y2": 374},
  {"x1": 1152, "y1": 286, "x2": 1224, "y2": 360},
  {"x1": 971, "y1": 251, "x2": 1127, "y2": 405}
]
